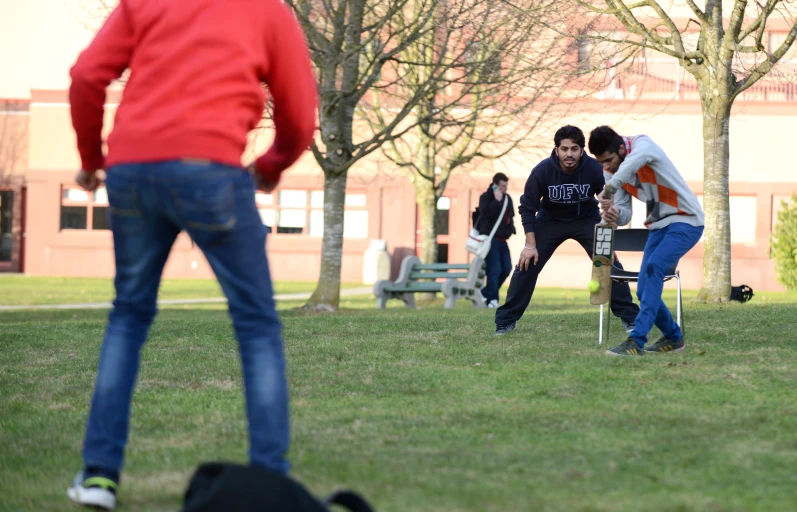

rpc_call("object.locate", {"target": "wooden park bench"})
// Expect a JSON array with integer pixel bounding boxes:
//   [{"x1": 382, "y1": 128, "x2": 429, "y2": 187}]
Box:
[{"x1": 373, "y1": 255, "x2": 487, "y2": 309}]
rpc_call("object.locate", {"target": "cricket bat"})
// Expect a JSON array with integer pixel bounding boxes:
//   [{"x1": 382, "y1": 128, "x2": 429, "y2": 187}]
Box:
[{"x1": 590, "y1": 186, "x2": 615, "y2": 305}]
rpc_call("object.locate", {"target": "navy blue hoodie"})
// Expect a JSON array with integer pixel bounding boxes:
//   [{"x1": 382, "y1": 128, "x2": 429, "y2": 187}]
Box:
[{"x1": 519, "y1": 150, "x2": 605, "y2": 234}]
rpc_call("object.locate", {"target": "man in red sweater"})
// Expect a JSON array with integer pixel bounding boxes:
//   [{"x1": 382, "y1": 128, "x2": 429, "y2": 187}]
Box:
[{"x1": 66, "y1": 0, "x2": 317, "y2": 509}]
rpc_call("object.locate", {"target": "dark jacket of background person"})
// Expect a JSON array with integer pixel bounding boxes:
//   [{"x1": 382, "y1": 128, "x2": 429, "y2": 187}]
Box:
[{"x1": 477, "y1": 186, "x2": 516, "y2": 241}]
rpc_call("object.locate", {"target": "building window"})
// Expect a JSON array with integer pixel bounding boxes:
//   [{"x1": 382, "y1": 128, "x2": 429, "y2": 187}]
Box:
[
  {"x1": 255, "y1": 190, "x2": 368, "y2": 238},
  {"x1": 437, "y1": 243, "x2": 449, "y2": 264},
  {"x1": 92, "y1": 207, "x2": 110, "y2": 230},
  {"x1": 61, "y1": 206, "x2": 87, "y2": 229},
  {"x1": 0, "y1": 190, "x2": 13, "y2": 262},
  {"x1": 256, "y1": 192, "x2": 275, "y2": 228},
  {"x1": 277, "y1": 190, "x2": 307, "y2": 234},
  {"x1": 342, "y1": 193, "x2": 368, "y2": 238},
  {"x1": 436, "y1": 196, "x2": 450, "y2": 236},
  {"x1": 60, "y1": 185, "x2": 110, "y2": 231}
]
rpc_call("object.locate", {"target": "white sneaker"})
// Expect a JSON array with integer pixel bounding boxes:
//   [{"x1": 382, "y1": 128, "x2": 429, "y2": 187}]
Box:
[
  {"x1": 487, "y1": 299, "x2": 499, "y2": 308},
  {"x1": 67, "y1": 472, "x2": 118, "y2": 510}
]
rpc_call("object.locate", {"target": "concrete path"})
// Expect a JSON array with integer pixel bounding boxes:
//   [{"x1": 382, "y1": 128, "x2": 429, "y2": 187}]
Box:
[{"x1": 0, "y1": 286, "x2": 373, "y2": 311}]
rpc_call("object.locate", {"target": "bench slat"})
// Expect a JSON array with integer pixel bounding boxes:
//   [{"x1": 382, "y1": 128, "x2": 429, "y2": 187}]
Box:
[
  {"x1": 383, "y1": 282, "x2": 442, "y2": 293},
  {"x1": 413, "y1": 263, "x2": 471, "y2": 270},
  {"x1": 409, "y1": 272, "x2": 469, "y2": 279}
]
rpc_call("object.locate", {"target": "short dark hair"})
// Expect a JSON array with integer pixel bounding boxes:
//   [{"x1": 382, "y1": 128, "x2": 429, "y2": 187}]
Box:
[
  {"x1": 492, "y1": 172, "x2": 509, "y2": 185},
  {"x1": 554, "y1": 125, "x2": 585, "y2": 148},
  {"x1": 588, "y1": 125, "x2": 624, "y2": 156}
]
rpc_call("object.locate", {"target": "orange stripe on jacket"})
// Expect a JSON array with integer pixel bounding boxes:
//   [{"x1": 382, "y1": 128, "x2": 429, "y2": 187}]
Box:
[
  {"x1": 657, "y1": 184, "x2": 679, "y2": 209},
  {"x1": 638, "y1": 165, "x2": 657, "y2": 184},
  {"x1": 622, "y1": 184, "x2": 639, "y2": 198}
]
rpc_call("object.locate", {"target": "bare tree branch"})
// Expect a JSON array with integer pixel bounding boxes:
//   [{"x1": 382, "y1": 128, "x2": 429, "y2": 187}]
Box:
[
  {"x1": 581, "y1": 0, "x2": 682, "y2": 58},
  {"x1": 684, "y1": 0, "x2": 708, "y2": 23},
  {"x1": 735, "y1": 22, "x2": 797, "y2": 97},
  {"x1": 737, "y1": 0, "x2": 779, "y2": 42},
  {"x1": 364, "y1": 0, "x2": 600, "y2": 263},
  {"x1": 723, "y1": 0, "x2": 750, "y2": 62}
]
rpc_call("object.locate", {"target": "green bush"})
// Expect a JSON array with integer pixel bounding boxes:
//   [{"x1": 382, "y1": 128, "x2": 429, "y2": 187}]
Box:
[{"x1": 771, "y1": 195, "x2": 797, "y2": 291}]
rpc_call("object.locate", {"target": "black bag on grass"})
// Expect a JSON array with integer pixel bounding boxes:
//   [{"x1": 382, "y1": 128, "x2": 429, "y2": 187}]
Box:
[
  {"x1": 730, "y1": 284, "x2": 754, "y2": 303},
  {"x1": 182, "y1": 462, "x2": 374, "y2": 512}
]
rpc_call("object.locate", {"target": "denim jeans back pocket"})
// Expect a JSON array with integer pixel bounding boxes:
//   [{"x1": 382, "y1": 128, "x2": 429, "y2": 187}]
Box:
[
  {"x1": 107, "y1": 181, "x2": 145, "y2": 235},
  {"x1": 170, "y1": 178, "x2": 237, "y2": 235}
]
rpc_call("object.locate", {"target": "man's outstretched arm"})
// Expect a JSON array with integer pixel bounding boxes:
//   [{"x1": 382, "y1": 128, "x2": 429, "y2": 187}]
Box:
[
  {"x1": 69, "y1": 1, "x2": 135, "y2": 173},
  {"x1": 253, "y1": 3, "x2": 319, "y2": 187}
]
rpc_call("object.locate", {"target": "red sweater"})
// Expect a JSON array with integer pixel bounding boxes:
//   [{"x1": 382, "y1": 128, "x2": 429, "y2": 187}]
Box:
[{"x1": 69, "y1": 0, "x2": 318, "y2": 183}]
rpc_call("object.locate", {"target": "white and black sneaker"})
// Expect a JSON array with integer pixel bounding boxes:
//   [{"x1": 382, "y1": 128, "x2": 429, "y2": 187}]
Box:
[
  {"x1": 622, "y1": 320, "x2": 636, "y2": 333},
  {"x1": 67, "y1": 471, "x2": 118, "y2": 510},
  {"x1": 487, "y1": 299, "x2": 499, "y2": 309}
]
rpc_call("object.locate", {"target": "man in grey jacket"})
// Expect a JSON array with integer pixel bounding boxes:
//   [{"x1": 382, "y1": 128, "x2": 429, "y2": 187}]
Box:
[{"x1": 589, "y1": 126, "x2": 704, "y2": 357}]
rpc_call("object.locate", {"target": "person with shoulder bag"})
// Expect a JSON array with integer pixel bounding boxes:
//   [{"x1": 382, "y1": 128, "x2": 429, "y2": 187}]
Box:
[{"x1": 468, "y1": 173, "x2": 516, "y2": 308}]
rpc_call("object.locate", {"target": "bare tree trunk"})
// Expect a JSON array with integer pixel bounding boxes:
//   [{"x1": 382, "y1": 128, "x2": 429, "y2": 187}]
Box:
[
  {"x1": 414, "y1": 178, "x2": 438, "y2": 265},
  {"x1": 696, "y1": 94, "x2": 732, "y2": 302},
  {"x1": 413, "y1": 177, "x2": 438, "y2": 302},
  {"x1": 306, "y1": 170, "x2": 347, "y2": 310}
]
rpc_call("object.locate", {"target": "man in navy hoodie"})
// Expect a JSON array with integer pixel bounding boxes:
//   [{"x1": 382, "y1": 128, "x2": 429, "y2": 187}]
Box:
[{"x1": 494, "y1": 125, "x2": 639, "y2": 335}]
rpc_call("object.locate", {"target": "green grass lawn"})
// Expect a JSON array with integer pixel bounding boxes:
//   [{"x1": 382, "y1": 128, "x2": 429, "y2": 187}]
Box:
[
  {"x1": 0, "y1": 275, "x2": 365, "y2": 306},
  {"x1": 1, "y1": 286, "x2": 796, "y2": 511}
]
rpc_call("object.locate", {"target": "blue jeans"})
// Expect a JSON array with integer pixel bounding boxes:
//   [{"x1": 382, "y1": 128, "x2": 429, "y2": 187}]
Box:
[
  {"x1": 481, "y1": 240, "x2": 512, "y2": 303},
  {"x1": 630, "y1": 222, "x2": 704, "y2": 347},
  {"x1": 82, "y1": 161, "x2": 289, "y2": 475}
]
